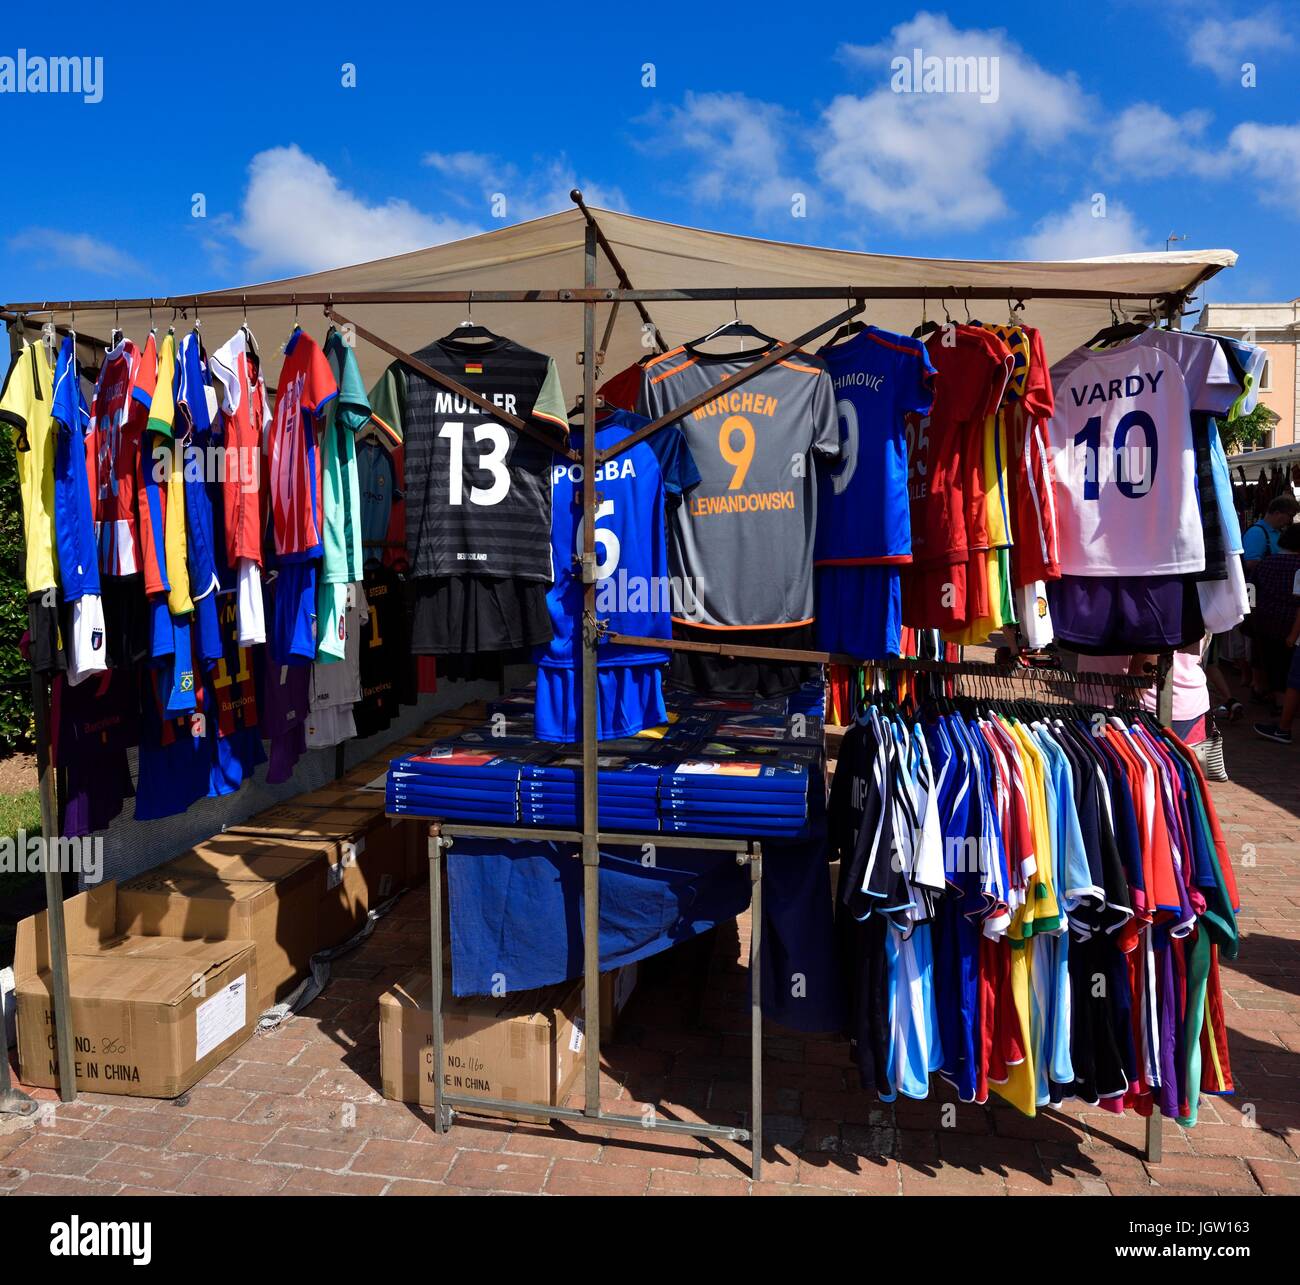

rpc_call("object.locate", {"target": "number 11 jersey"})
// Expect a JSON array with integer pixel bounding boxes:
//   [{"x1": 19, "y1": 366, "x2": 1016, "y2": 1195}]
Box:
[
  {"x1": 1047, "y1": 330, "x2": 1239, "y2": 577},
  {"x1": 368, "y1": 334, "x2": 568, "y2": 582}
]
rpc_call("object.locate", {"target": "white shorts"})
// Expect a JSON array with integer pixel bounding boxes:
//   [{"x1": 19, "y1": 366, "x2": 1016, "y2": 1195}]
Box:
[
  {"x1": 67, "y1": 594, "x2": 108, "y2": 686},
  {"x1": 236, "y1": 559, "x2": 266, "y2": 646}
]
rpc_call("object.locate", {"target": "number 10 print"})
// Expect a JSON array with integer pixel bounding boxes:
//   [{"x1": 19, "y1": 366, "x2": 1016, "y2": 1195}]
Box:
[{"x1": 1073, "y1": 409, "x2": 1160, "y2": 500}]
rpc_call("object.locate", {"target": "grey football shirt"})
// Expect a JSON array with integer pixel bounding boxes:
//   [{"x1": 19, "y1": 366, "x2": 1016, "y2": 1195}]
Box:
[{"x1": 638, "y1": 345, "x2": 839, "y2": 629}]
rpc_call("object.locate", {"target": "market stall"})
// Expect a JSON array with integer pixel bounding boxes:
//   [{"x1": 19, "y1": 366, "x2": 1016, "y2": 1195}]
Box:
[{"x1": 1, "y1": 194, "x2": 1245, "y2": 1180}]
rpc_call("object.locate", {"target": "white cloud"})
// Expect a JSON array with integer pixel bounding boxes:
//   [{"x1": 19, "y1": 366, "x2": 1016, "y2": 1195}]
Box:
[
  {"x1": 1229, "y1": 121, "x2": 1300, "y2": 207},
  {"x1": 1110, "y1": 104, "x2": 1234, "y2": 179},
  {"x1": 422, "y1": 150, "x2": 629, "y2": 222},
  {"x1": 235, "y1": 145, "x2": 480, "y2": 274},
  {"x1": 639, "y1": 91, "x2": 811, "y2": 221},
  {"x1": 1185, "y1": 13, "x2": 1292, "y2": 82},
  {"x1": 820, "y1": 13, "x2": 1091, "y2": 233},
  {"x1": 1016, "y1": 198, "x2": 1153, "y2": 259},
  {"x1": 7, "y1": 228, "x2": 144, "y2": 277}
]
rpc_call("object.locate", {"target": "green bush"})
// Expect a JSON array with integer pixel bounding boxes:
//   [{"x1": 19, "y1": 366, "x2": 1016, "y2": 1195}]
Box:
[{"x1": 0, "y1": 417, "x2": 35, "y2": 752}]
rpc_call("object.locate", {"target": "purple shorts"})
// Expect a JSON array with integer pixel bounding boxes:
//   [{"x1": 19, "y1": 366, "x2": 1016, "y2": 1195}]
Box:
[{"x1": 1048, "y1": 573, "x2": 1202, "y2": 654}]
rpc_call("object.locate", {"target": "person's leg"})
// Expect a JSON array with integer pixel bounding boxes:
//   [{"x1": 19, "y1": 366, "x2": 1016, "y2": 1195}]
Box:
[
  {"x1": 1279, "y1": 686, "x2": 1299, "y2": 734},
  {"x1": 1255, "y1": 646, "x2": 1300, "y2": 743},
  {"x1": 1205, "y1": 662, "x2": 1233, "y2": 705}
]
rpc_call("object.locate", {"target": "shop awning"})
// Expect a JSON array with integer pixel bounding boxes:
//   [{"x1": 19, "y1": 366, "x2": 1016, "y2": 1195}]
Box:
[{"x1": 4, "y1": 204, "x2": 1237, "y2": 394}]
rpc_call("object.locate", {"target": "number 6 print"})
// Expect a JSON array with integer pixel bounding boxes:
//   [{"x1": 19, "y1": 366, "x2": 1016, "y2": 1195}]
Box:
[{"x1": 576, "y1": 500, "x2": 621, "y2": 578}]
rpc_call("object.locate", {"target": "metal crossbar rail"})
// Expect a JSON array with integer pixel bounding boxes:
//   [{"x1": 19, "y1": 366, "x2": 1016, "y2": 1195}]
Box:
[
  {"x1": 402, "y1": 819, "x2": 766, "y2": 1178},
  {"x1": 0, "y1": 286, "x2": 1189, "y2": 316},
  {"x1": 605, "y1": 633, "x2": 1158, "y2": 688}
]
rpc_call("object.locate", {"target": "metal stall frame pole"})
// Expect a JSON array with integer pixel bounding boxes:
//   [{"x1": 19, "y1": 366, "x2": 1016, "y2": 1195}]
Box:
[
  {"x1": 579, "y1": 215, "x2": 603, "y2": 1120},
  {"x1": 1144, "y1": 650, "x2": 1177, "y2": 1165},
  {"x1": 428, "y1": 824, "x2": 450, "y2": 1133},
  {"x1": 744, "y1": 840, "x2": 763, "y2": 1179},
  {"x1": 0, "y1": 323, "x2": 37, "y2": 1114},
  {"x1": 1, "y1": 323, "x2": 75, "y2": 1111},
  {"x1": 31, "y1": 668, "x2": 77, "y2": 1104}
]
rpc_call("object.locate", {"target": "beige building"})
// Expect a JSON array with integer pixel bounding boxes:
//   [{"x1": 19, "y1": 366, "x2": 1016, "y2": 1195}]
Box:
[{"x1": 1196, "y1": 299, "x2": 1299, "y2": 448}]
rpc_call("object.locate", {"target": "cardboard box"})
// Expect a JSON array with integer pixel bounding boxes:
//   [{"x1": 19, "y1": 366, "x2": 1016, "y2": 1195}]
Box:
[
  {"x1": 291, "y1": 785, "x2": 386, "y2": 811},
  {"x1": 379, "y1": 970, "x2": 583, "y2": 1116},
  {"x1": 227, "y1": 812, "x2": 409, "y2": 946},
  {"x1": 13, "y1": 884, "x2": 257, "y2": 1098},
  {"x1": 115, "y1": 855, "x2": 319, "y2": 1014},
  {"x1": 597, "y1": 961, "x2": 639, "y2": 1035}
]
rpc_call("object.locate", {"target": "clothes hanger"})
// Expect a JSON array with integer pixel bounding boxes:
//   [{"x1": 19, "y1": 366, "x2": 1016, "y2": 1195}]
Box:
[
  {"x1": 109, "y1": 300, "x2": 124, "y2": 351},
  {"x1": 440, "y1": 292, "x2": 500, "y2": 344},
  {"x1": 1083, "y1": 299, "x2": 1147, "y2": 349},
  {"x1": 913, "y1": 294, "x2": 950, "y2": 340},
  {"x1": 284, "y1": 296, "x2": 301, "y2": 351},
  {"x1": 823, "y1": 295, "x2": 868, "y2": 346},
  {"x1": 684, "y1": 293, "x2": 777, "y2": 354}
]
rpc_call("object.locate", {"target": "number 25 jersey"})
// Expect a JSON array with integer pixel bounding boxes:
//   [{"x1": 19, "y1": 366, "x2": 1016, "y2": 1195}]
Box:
[
  {"x1": 1047, "y1": 330, "x2": 1239, "y2": 577},
  {"x1": 368, "y1": 335, "x2": 568, "y2": 581}
]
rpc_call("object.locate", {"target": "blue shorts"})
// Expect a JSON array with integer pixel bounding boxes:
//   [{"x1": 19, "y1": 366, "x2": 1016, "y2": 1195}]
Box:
[
  {"x1": 1048, "y1": 573, "x2": 1201, "y2": 654},
  {"x1": 273, "y1": 562, "x2": 318, "y2": 665},
  {"x1": 194, "y1": 589, "x2": 223, "y2": 664},
  {"x1": 535, "y1": 661, "x2": 667, "y2": 742},
  {"x1": 815, "y1": 565, "x2": 902, "y2": 659}
]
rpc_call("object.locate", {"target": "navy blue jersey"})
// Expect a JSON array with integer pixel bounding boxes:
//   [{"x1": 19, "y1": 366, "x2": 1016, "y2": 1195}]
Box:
[
  {"x1": 538, "y1": 410, "x2": 698, "y2": 670},
  {"x1": 815, "y1": 326, "x2": 935, "y2": 565}
]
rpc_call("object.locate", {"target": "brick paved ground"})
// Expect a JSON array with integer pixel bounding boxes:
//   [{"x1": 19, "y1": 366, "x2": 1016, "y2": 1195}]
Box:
[{"x1": 2, "y1": 706, "x2": 1297, "y2": 1197}]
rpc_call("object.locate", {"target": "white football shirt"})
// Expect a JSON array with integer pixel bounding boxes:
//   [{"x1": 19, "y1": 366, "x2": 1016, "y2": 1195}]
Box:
[{"x1": 1048, "y1": 330, "x2": 1239, "y2": 576}]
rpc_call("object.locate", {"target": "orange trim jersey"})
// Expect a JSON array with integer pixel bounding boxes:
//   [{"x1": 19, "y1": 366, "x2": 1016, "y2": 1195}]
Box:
[{"x1": 638, "y1": 344, "x2": 838, "y2": 629}]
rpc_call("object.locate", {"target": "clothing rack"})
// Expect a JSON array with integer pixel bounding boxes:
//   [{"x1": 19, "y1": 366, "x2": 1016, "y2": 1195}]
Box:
[{"x1": 1, "y1": 193, "x2": 1204, "y2": 1175}]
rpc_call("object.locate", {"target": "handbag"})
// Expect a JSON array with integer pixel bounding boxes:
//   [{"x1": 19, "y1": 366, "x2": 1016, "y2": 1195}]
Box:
[{"x1": 1193, "y1": 727, "x2": 1229, "y2": 782}]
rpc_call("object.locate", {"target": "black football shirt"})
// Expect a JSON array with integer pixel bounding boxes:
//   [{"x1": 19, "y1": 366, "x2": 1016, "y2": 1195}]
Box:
[{"x1": 368, "y1": 335, "x2": 567, "y2": 581}]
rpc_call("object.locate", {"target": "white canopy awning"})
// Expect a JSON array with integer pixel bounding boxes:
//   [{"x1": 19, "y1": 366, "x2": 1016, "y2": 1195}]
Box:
[{"x1": 6, "y1": 205, "x2": 1237, "y2": 397}]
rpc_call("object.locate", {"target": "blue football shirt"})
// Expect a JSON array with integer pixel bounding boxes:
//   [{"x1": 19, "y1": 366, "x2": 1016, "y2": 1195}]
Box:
[
  {"x1": 51, "y1": 336, "x2": 100, "y2": 603},
  {"x1": 539, "y1": 410, "x2": 699, "y2": 670},
  {"x1": 815, "y1": 326, "x2": 935, "y2": 564}
]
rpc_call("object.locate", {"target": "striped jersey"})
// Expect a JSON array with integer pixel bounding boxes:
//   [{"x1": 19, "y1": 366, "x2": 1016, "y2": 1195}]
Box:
[
  {"x1": 367, "y1": 334, "x2": 567, "y2": 581},
  {"x1": 89, "y1": 337, "x2": 155, "y2": 577}
]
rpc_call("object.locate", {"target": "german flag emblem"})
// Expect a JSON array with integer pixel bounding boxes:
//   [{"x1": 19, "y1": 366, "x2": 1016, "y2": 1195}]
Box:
[{"x1": 465, "y1": 361, "x2": 483, "y2": 375}]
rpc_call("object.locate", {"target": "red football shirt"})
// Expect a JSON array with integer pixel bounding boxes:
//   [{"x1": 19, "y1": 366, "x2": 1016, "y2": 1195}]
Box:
[
  {"x1": 211, "y1": 326, "x2": 271, "y2": 566},
  {"x1": 905, "y1": 328, "x2": 1008, "y2": 566},
  {"x1": 267, "y1": 329, "x2": 336, "y2": 562},
  {"x1": 89, "y1": 337, "x2": 158, "y2": 578}
]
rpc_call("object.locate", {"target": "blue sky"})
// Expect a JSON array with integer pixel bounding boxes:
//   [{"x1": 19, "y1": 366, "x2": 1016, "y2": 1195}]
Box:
[{"x1": 2, "y1": 0, "x2": 1298, "y2": 343}]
